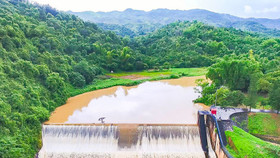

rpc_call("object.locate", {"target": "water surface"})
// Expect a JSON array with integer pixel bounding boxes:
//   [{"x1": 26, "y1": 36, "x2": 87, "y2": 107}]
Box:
[
  {"x1": 46, "y1": 76, "x2": 207, "y2": 124},
  {"x1": 67, "y1": 82, "x2": 202, "y2": 124}
]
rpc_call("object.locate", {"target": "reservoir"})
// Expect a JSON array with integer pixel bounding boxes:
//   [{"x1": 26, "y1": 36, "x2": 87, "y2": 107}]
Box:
[
  {"x1": 46, "y1": 76, "x2": 208, "y2": 124},
  {"x1": 39, "y1": 76, "x2": 215, "y2": 158}
]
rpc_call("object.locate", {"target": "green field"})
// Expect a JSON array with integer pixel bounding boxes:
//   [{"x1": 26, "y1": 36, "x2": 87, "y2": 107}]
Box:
[
  {"x1": 107, "y1": 68, "x2": 207, "y2": 78},
  {"x1": 225, "y1": 126, "x2": 280, "y2": 158},
  {"x1": 248, "y1": 113, "x2": 280, "y2": 137},
  {"x1": 68, "y1": 68, "x2": 207, "y2": 97}
]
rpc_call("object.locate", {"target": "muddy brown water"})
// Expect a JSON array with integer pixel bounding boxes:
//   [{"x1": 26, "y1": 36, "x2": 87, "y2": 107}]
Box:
[
  {"x1": 40, "y1": 76, "x2": 218, "y2": 158},
  {"x1": 46, "y1": 76, "x2": 208, "y2": 124}
]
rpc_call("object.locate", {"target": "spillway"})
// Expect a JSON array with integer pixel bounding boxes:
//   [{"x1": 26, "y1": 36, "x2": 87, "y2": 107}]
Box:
[{"x1": 39, "y1": 124, "x2": 206, "y2": 158}]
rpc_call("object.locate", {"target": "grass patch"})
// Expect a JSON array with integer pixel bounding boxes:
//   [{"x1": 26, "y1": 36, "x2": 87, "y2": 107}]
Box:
[
  {"x1": 248, "y1": 113, "x2": 280, "y2": 136},
  {"x1": 67, "y1": 78, "x2": 134, "y2": 96},
  {"x1": 68, "y1": 68, "x2": 207, "y2": 97},
  {"x1": 225, "y1": 126, "x2": 280, "y2": 158},
  {"x1": 107, "y1": 68, "x2": 207, "y2": 78},
  {"x1": 67, "y1": 75, "x2": 183, "y2": 97}
]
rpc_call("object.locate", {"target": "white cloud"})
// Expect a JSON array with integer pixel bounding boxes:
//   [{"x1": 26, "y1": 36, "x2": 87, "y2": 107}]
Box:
[
  {"x1": 244, "y1": 5, "x2": 253, "y2": 13},
  {"x1": 243, "y1": 5, "x2": 279, "y2": 17}
]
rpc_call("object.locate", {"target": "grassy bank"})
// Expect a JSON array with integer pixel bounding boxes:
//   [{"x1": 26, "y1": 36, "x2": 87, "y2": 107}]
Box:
[
  {"x1": 107, "y1": 68, "x2": 207, "y2": 78},
  {"x1": 68, "y1": 68, "x2": 207, "y2": 97},
  {"x1": 248, "y1": 113, "x2": 280, "y2": 137},
  {"x1": 225, "y1": 126, "x2": 280, "y2": 158}
]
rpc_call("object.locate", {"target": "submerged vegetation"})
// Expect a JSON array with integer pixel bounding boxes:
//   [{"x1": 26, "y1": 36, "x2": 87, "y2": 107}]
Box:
[{"x1": 1, "y1": 0, "x2": 280, "y2": 157}]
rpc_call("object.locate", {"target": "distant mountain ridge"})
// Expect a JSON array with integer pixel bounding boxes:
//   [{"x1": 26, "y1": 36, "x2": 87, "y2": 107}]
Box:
[{"x1": 67, "y1": 8, "x2": 280, "y2": 37}]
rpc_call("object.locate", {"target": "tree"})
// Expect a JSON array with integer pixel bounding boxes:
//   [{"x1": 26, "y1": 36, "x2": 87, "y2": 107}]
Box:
[
  {"x1": 214, "y1": 87, "x2": 244, "y2": 107},
  {"x1": 69, "y1": 72, "x2": 86, "y2": 88},
  {"x1": 269, "y1": 79, "x2": 280, "y2": 113},
  {"x1": 227, "y1": 90, "x2": 245, "y2": 107},
  {"x1": 257, "y1": 78, "x2": 271, "y2": 94},
  {"x1": 46, "y1": 72, "x2": 66, "y2": 94},
  {"x1": 36, "y1": 64, "x2": 50, "y2": 81},
  {"x1": 207, "y1": 54, "x2": 260, "y2": 91},
  {"x1": 194, "y1": 79, "x2": 216, "y2": 105},
  {"x1": 73, "y1": 61, "x2": 98, "y2": 84},
  {"x1": 119, "y1": 46, "x2": 133, "y2": 70},
  {"x1": 205, "y1": 40, "x2": 228, "y2": 55},
  {"x1": 245, "y1": 73, "x2": 260, "y2": 110},
  {"x1": 215, "y1": 86, "x2": 230, "y2": 107}
]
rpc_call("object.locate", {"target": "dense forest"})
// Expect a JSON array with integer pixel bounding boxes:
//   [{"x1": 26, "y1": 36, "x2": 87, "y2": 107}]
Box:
[
  {"x1": 131, "y1": 21, "x2": 280, "y2": 68},
  {"x1": 0, "y1": 0, "x2": 145, "y2": 157},
  {"x1": 1, "y1": 0, "x2": 280, "y2": 157},
  {"x1": 97, "y1": 22, "x2": 161, "y2": 38},
  {"x1": 195, "y1": 53, "x2": 280, "y2": 111}
]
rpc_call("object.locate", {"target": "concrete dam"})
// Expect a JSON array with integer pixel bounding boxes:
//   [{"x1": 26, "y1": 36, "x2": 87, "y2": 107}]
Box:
[{"x1": 39, "y1": 124, "x2": 212, "y2": 157}]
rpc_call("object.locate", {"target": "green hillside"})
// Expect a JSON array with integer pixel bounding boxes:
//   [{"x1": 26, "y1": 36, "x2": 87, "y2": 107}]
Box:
[
  {"x1": 1, "y1": 0, "x2": 280, "y2": 157},
  {"x1": 132, "y1": 21, "x2": 280, "y2": 68},
  {"x1": 248, "y1": 113, "x2": 280, "y2": 137},
  {"x1": 0, "y1": 0, "x2": 143, "y2": 157},
  {"x1": 226, "y1": 126, "x2": 280, "y2": 158}
]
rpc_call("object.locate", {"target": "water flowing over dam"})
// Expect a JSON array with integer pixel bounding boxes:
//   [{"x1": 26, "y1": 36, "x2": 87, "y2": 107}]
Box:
[
  {"x1": 39, "y1": 77, "x2": 216, "y2": 158},
  {"x1": 39, "y1": 124, "x2": 206, "y2": 158}
]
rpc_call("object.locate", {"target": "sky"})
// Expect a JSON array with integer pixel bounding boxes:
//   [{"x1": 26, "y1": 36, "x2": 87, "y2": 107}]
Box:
[{"x1": 30, "y1": 0, "x2": 280, "y2": 19}]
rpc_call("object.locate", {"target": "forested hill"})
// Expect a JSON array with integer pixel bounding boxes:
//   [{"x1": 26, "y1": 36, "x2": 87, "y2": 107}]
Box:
[
  {"x1": 131, "y1": 21, "x2": 280, "y2": 68},
  {"x1": 0, "y1": 0, "x2": 144, "y2": 157},
  {"x1": 68, "y1": 9, "x2": 280, "y2": 37},
  {"x1": 1, "y1": 0, "x2": 280, "y2": 157}
]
